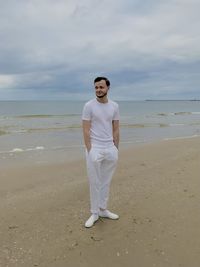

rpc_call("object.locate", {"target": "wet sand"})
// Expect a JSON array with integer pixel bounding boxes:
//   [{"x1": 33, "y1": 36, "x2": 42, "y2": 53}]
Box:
[{"x1": 1, "y1": 137, "x2": 200, "y2": 267}]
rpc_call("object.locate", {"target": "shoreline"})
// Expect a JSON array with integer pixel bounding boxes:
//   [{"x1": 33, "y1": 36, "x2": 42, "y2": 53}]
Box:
[
  {"x1": 1, "y1": 137, "x2": 200, "y2": 266},
  {"x1": 1, "y1": 133, "x2": 200, "y2": 170}
]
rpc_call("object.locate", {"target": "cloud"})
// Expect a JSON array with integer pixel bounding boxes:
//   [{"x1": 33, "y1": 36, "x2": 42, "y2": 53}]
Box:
[{"x1": 0, "y1": 0, "x2": 199, "y2": 99}]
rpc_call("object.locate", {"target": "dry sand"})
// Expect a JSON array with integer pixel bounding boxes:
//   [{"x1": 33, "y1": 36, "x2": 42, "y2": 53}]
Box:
[{"x1": 1, "y1": 137, "x2": 200, "y2": 267}]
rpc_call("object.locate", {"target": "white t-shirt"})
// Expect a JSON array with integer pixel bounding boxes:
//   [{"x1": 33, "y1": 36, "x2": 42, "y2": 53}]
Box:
[{"x1": 82, "y1": 98, "x2": 119, "y2": 147}]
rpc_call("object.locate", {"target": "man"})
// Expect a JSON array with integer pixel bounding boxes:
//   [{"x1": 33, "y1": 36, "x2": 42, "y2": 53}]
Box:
[{"x1": 82, "y1": 76, "x2": 120, "y2": 228}]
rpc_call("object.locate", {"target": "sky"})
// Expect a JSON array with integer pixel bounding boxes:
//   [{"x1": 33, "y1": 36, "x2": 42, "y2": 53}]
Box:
[{"x1": 0, "y1": 0, "x2": 199, "y2": 100}]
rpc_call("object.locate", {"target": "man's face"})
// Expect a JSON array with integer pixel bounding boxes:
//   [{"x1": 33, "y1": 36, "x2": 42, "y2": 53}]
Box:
[{"x1": 94, "y1": 80, "x2": 109, "y2": 98}]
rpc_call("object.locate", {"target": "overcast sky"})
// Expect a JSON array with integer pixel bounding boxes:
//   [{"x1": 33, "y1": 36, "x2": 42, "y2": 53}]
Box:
[{"x1": 0, "y1": 0, "x2": 199, "y2": 100}]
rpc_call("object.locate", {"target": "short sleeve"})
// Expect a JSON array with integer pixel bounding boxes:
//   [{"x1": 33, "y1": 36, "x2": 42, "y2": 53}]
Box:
[
  {"x1": 82, "y1": 103, "x2": 92, "y2": 121},
  {"x1": 113, "y1": 103, "x2": 120, "y2": 120}
]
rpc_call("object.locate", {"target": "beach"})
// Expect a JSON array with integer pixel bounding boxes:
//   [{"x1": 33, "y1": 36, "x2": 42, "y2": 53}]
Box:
[{"x1": 1, "y1": 136, "x2": 200, "y2": 267}]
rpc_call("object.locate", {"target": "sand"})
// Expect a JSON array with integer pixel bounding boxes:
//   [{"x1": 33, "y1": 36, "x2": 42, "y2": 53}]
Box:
[{"x1": 1, "y1": 137, "x2": 200, "y2": 267}]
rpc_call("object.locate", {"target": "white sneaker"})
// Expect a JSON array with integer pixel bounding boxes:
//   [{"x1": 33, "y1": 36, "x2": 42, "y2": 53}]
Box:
[
  {"x1": 85, "y1": 214, "x2": 99, "y2": 228},
  {"x1": 99, "y1": 210, "x2": 119, "y2": 220}
]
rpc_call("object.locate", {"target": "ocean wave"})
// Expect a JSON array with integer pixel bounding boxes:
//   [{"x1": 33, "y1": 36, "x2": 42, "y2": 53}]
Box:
[
  {"x1": 191, "y1": 112, "x2": 200, "y2": 115},
  {"x1": 157, "y1": 111, "x2": 200, "y2": 116},
  {"x1": 0, "y1": 146, "x2": 45, "y2": 154},
  {"x1": 0, "y1": 145, "x2": 84, "y2": 154},
  {"x1": 12, "y1": 146, "x2": 45, "y2": 153},
  {"x1": 0, "y1": 127, "x2": 9, "y2": 136},
  {"x1": 0, "y1": 114, "x2": 81, "y2": 122},
  {"x1": 0, "y1": 125, "x2": 82, "y2": 135},
  {"x1": 174, "y1": 112, "x2": 192, "y2": 115},
  {"x1": 0, "y1": 130, "x2": 8, "y2": 136},
  {"x1": 26, "y1": 125, "x2": 81, "y2": 133},
  {"x1": 121, "y1": 122, "x2": 200, "y2": 128},
  {"x1": 15, "y1": 114, "x2": 80, "y2": 119},
  {"x1": 169, "y1": 123, "x2": 185, "y2": 126},
  {"x1": 121, "y1": 123, "x2": 169, "y2": 128},
  {"x1": 157, "y1": 113, "x2": 173, "y2": 116},
  {"x1": 0, "y1": 116, "x2": 10, "y2": 120},
  {"x1": 1, "y1": 121, "x2": 200, "y2": 136}
]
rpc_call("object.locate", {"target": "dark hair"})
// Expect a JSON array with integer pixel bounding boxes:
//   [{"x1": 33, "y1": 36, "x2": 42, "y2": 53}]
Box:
[{"x1": 94, "y1": 77, "x2": 110, "y2": 87}]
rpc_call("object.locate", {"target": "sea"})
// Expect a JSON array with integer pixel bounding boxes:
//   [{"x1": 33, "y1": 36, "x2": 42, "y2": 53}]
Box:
[{"x1": 1, "y1": 100, "x2": 200, "y2": 168}]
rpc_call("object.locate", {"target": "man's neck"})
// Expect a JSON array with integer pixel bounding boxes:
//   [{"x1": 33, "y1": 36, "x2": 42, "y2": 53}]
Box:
[{"x1": 96, "y1": 96, "x2": 108, "y2": 103}]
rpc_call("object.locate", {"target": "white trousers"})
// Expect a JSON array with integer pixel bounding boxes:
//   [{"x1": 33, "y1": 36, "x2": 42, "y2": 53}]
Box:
[{"x1": 86, "y1": 145, "x2": 118, "y2": 214}]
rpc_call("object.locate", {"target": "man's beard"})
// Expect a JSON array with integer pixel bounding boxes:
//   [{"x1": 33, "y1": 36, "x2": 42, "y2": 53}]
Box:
[{"x1": 96, "y1": 92, "x2": 107, "y2": 98}]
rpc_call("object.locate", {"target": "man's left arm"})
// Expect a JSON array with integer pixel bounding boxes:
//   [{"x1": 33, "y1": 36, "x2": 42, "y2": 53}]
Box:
[{"x1": 112, "y1": 120, "x2": 119, "y2": 149}]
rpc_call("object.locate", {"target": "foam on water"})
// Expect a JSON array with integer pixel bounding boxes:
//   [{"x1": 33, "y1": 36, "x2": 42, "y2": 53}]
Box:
[{"x1": 0, "y1": 146, "x2": 45, "y2": 154}]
